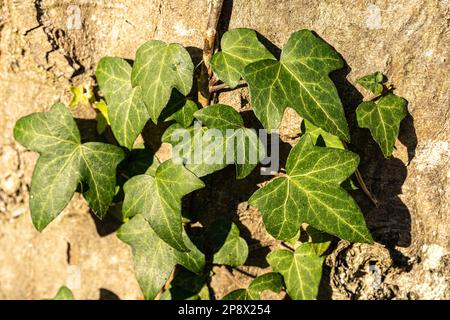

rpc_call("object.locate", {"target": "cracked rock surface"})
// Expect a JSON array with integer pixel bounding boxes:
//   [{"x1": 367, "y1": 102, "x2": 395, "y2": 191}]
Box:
[{"x1": 0, "y1": 0, "x2": 448, "y2": 299}]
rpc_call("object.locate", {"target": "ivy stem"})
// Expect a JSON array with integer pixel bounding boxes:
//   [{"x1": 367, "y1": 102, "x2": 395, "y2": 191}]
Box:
[
  {"x1": 198, "y1": 0, "x2": 224, "y2": 107},
  {"x1": 209, "y1": 80, "x2": 247, "y2": 93},
  {"x1": 354, "y1": 168, "x2": 379, "y2": 207},
  {"x1": 341, "y1": 141, "x2": 379, "y2": 207},
  {"x1": 280, "y1": 241, "x2": 295, "y2": 252}
]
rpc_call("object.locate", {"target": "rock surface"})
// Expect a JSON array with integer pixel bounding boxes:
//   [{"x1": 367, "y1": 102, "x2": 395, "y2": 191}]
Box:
[{"x1": 0, "y1": 0, "x2": 448, "y2": 299}]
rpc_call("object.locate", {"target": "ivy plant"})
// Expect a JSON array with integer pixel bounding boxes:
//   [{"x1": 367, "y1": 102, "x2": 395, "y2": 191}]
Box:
[{"x1": 14, "y1": 27, "x2": 408, "y2": 300}]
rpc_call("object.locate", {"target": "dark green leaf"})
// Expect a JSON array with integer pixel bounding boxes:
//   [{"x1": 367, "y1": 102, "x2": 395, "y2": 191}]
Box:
[
  {"x1": 223, "y1": 272, "x2": 283, "y2": 300},
  {"x1": 306, "y1": 226, "x2": 333, "y2": 256},
  {"x1": 194, "y1": 103, "x2": 244, "y2": 129},
  {"x1": 117, "y1": 214, "x2": 205, "y2": 300},
  {"x1": 249, "y1": 134, "x2": 372, "y2": 243},
  {"x1": 243, "y1": 30, "x2": 349, "y2": 140},
  {"x1": 163, "y1": 104, "x2": 265, "y2": 179},
  {"x1": 208, "y1": 220, "x2": 248, "y2": 267},
  {"x1": 356, "y1": 93, "x2": 407, "y2": 157},
  {"x1": 357, "y1": 71, "x2": 384, "y2": 95},
  {"x1": 14, "y1": 103, "x2": 124, "y2": 230},
  {"x1": 160, "y1": 90, "x2": 199, "y2": 128},
  {"x1": 267, "y1": 243, "x2": 324, "y2": 300},
  {"x1": 211, "y1": 28, "x2": 275, "y2": 88},
  {"x1": 122, "y1": 160, "x2": 204, "y2": 251}
]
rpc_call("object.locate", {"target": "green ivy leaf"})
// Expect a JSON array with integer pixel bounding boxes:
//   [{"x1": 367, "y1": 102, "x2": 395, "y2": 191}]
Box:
[
  {"x1": 306, "y1": 226, "x2": 333, "y2": 256},
  {"x1": 243, "y1": 30, "x2": 349, "y2": 140},
  {"x1": 119, "y1": 145, "x2": 160, "y2": 179},
  {"x1": 249, "y1": 134, "x2": 372, "y2": 243},
  {"x1": 302, "y1": 119, "x2": 344, "y2": 149},
  {"x1": 13, "y1": 103, "x2": 124, "y2": 231},
  {"x1": 211, "y1": 28, "x2": 275, "y2": 88},
  {"x1": 357, "y1": 71, "x2": 384, "y2": 95},
  {"x1": 122, "y1": 159, "x2": 204, "y2": 251},
  {"x1": 161, "y1": 268, "x2": 208, "y2": 300},
  {"x1": 52, "y1": 286, "x2": 74, "y2": 300},
  {"x1": 267, "y1": 243, "x2": 324, "y2": 300},
  {"x1": 131, "y1": 40, "x2": 194, "y2": 123},
  {"x1": 117, "y1": 214, "x2": 205, "y2": 300},
  {"x1": 208, "y1": 220, "x2": 249, "y2": 267},
  {"x1": 96, "y1": 57, "x2": 148, "y2": 149},
  {"x1": 356, "y1": 93, "x2": 407, "y2": 157},
  {"x1": 223, "y1": 272, "x2": 283, "y2": 300},
  {"x1": 93, "y1": 100, "x2": 110, "y2": 134},
  {"x1": 163, "y1": 104, "x2": 265, "y2": 179},
  {"x1": 159, "y1": 90, "x2": 199, "y2": 128},
  {"x1": 68, "y1": 84, "x2": 92, "y2": 107}
]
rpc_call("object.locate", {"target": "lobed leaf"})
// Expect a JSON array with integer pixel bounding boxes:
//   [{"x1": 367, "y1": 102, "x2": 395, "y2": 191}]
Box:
[
  {"x1": 117, "y1": 214, "x2": 205, "y2": 300},
  {"x1": 267, "y1": 243, "x2": 324, "y2": 300},
  {"x1": 14, "y1": 103, "x2": 124, "y2": 231},
  {"x1": 243, "y1": 30, "x2": 349, "y2": 140},
  {"x1": 163, "y1": 104, "x2": 265, "y2": 179},
  {"x1": 122, "y1": 159, "x2": 204, "y2": 251},
  {"x1": 131, "y1": 40, "x2": 194, "y2": 123},
  {"x1": 356, "y1": 93, "x2": 407, "y2": 157},
  {"x1": 211, "y1": 28, "x2": 275, "y2": 88},
  {"x1": 249, "y1": 134, "x2": 372, "y2": 243},
  {"x1": 357, "y1": 71, "x2": 384, "y2": 95},
  {"x1": 96, "y1": 57, "x2": 148, "y2": 149}
]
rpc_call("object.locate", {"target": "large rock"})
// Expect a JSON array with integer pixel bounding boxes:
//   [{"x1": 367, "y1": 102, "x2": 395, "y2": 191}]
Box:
[{"x1": 0, "y1": 0, "x2": 448, "y2": 299}]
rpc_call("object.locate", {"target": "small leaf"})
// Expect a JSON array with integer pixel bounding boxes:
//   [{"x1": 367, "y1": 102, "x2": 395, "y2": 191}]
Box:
[
  {"x1": 163, "y1": 104, "x2": 265, "y2": 179},
  {"x1": 131, "y1": 40, "x2": 194, "y2": 123},
  {"x1": 68, "y1": 85, "x2": 92, "y2": 107},
  {"x1": 357, "y1": 71, "x2": 384, "y2": 95},
  {"x1": 223, "y1": 272, "x2": 283, "y2": 300},
  {"x1": 306, "y1": 226, "x2": 333, "y2": 256},
  {"x1": 119, "y1": 145, "x2": 160, "y2": 179},
  {"x1": 194, "y1": 103, "x2": 243, "y2": 129},
  {"x1": 14, "y1": 103, "x2": 124, "y2": 230},
  {"x1": 52, "y1": 286, "x2": 74, "y2": 300},
  {"x1": 159, "y1": 90, "x2": 199, "y2": 128},
  {"x1": 249, "y1": 134, "x2": 372, "y2": 243},
  {"x1": 161, "y1": 268, "x2": 207, "y2": 300},
  {"x1": 94, "y1": 100, "x2": 110, "y2": 134},
  {"x1": 96, "y1": 57, "x2": 148, "y2": 149},
  {"x1": 208, "y1": 220, "x2": 248, "y2": 267},
  {"x1": 122, "y1": 159, "x2": 204, "y2": 251},
  {"x1": 211, "y1": 28, "x2": 275, "y2": 88},
  {"x1": 267, "y1": 243, "x2": 324, "y2": 300},
  {"x1": 94, "y1": 100, "x2": 110, "y2": 124},
  {"x1": 243, "y1": 30, "x2": 349, "y2": 140},
  {"x1": 356, "y1": 93, "x2": 407, "y2": 157},
  {"x1": 302, "y1": 119, "x2": 344, "y2": 149},
  {"x1": 117, "y1": 215, "x2": 205, "y2": 300}
]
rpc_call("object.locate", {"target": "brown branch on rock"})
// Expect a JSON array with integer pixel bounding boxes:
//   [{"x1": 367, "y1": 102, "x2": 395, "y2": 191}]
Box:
[
  {"x1": 209, "y1": 80, "x2": 247, "y2": 93},
  {"x1": 198, "y1": 0, "x2": 224, "y2": 107}
]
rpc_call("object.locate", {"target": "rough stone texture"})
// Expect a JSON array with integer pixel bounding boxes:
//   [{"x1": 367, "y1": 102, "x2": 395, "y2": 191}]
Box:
[{"x1": 0, "y1": 0, "x2": 448, "y2": 299}]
